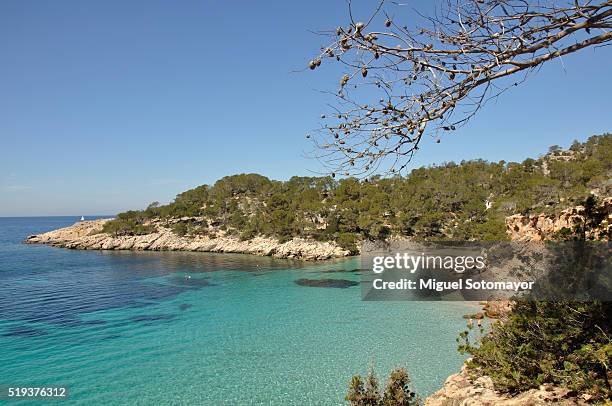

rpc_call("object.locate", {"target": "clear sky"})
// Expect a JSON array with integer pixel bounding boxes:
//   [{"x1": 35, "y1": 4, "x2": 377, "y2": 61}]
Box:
[{"x1": 1, "y1": 0, "x2": 610, "y2": 216}]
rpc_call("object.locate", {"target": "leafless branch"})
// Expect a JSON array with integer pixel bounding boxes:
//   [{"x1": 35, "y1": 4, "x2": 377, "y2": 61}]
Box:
[{"x1": 307, "y1": 0, "x2": 612, "y2": 177}]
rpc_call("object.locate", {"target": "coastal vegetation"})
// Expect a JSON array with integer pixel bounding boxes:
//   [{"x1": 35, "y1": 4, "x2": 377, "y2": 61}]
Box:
[
  {"x1": 346, "y1": 367, "x2": 419, "y2": 406},
  {"x1": 456, "y1": 198, "x2": 612, "y2": 402},
  {"x1": 351, "y1": 194, "x2": 611, "y2": 404},
  {"x1": 458, "y1": 300, "x2": 611, "y2": 401},
  {"x1": 102, "y1": 134, "x2": 611, "y2": 252}
]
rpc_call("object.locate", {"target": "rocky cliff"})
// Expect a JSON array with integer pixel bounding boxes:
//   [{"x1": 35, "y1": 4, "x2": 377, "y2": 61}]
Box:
[
  {"x1": 425, "y1": 364, "x2": 589, "y2": 406},
  {"x1": 25, "y1": 219, "x2": 350, "y2": 261},
  {"x1": 425, "y1": 198, "x2": 611, "y2": 405},
  {"x1": 506, "y1": 197, "x2": 612, "y2": 241}
]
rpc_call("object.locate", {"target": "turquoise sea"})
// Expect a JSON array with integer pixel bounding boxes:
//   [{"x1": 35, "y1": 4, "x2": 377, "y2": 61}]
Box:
[{"x1": 0, "y1": 217, "x2": 478, "y2": 405}]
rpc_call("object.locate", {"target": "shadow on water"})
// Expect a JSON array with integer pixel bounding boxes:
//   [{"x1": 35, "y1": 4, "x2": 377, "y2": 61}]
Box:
[
  {"x1": 0, "y1": 251, "x2": 234, "y2": 331},
  {"x1": 101, "y1": 334, "x2": 122, "y2": 341},
  {"x1": 318, "y1": 267, "x2": 363, "y2": 274},
  {"x1": 295, "y1": 278, "x2": 359, "y2": 288},
  {"x1": 128, "y1": 314, "x2": 176, "y2": 326},
  {"x1": 2, "y1": 325, "x2": 48, "y2": 338}
]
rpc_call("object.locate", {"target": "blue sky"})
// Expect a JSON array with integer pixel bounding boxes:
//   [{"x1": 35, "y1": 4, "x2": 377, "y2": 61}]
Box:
[{"x1": 1, "y1": 0, "x2": 610, "y2": 216}]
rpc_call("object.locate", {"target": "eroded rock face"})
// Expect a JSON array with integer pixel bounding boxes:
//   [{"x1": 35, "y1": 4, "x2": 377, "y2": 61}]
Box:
[
  {"x1": 426, "y1": 200, "x2": 612, "y2": 406},
  {"x1": 505, "y1": 197, "x2": 612, "y2": 241},
  {"x1": 24, "y1": 219, "x2": 350, "y2": 261},
  {"x1": 425, "y1": 364, "x2": 586, "y2": 406}
]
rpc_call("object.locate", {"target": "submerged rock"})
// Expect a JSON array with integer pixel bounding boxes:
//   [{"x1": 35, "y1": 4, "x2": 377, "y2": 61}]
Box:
[
  {"x1": 2, "y1": 325, "x2": 47, "y2": 338},
  {"x1": 128, "y1": 314, "x2": 175, "y2": 325},
  {"x1": 425, "y1": 364, "x2": 584, "y2": 405},
  {"x1": 294, "y1": 278, "x2": 359, "y2": 288}
]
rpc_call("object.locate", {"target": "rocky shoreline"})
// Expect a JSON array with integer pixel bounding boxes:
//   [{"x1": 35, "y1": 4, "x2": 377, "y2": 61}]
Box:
[
  {"x1": 24, "y1": 219, "x2": 351, "y2": 261},
  {"x1": 425, "y1": 363, "x2": 588, "y2": 406},
  {"x1": 426, "y1": 198, "x2": 611, "y2": 405}
]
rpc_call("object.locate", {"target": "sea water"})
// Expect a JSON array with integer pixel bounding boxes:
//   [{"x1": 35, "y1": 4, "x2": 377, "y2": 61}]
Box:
[{"x1": 0, "y1": 217, "x2": 478, "y2": 405}]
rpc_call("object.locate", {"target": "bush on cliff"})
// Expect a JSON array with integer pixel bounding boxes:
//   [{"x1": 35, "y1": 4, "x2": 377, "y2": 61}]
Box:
[
  {"x1": 458, "y1": 196, "x2": 612, "y2": 402},
  {"x1": 346, "y1": 367, "x2": 420, "y2": 406},
  {"x1": 101, "y1": 215, "x2": 156, "y2": 237},
  {"x1": 170, "y1": 222, "x2": 188, "y2": 237},
  {"x1": 336, "y1": 232, "x2": 359, "y2": 254},
  {"x1": 458, "y1": 301, "x2": 612, "y2": 401}
]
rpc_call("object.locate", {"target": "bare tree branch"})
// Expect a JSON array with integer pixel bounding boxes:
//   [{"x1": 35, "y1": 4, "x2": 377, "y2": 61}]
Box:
[{"x1": 307, "y1": 0, "x2": 612, "y2": 177}]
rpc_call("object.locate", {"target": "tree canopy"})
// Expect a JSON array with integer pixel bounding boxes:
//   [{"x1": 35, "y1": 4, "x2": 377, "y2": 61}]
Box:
[{"x1": 104, "y1": 134, "x2": 611, "y2": 250}]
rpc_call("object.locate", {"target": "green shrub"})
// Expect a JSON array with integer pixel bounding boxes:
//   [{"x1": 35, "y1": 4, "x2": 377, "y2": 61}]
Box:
[
  {"x1": 132, "y1": 224, "x2": 156, "y2": 235},
  {"x1": 101, "y1": 219, "x2": 156, "y2": 236},
  {"x1": 457, "y1": 194, "x2": 612, "y2": 401},
  {"x1": 101, "y1": 219, "x2": 135, "y2": 236},
  {"x1": 336, "y1": 232, "x2": 358, "y2": 253},
  {"x1": 458, "y1": 301, "x2": 611, "y2": 401},
  {"x1": 346, "y1": 367, "x2": 419, "y2": 406},
  {"x1": 170, "y1": 222, "x2": 189, "y2": 237}
]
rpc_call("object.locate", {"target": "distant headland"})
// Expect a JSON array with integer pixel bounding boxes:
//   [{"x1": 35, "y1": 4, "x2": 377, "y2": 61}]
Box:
[{"x1": 25, "y1": 134, "x2": 612, "y2": 259}]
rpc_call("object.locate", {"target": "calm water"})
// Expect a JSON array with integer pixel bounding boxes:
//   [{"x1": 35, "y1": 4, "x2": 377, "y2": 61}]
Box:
[{"x1": 0, "y1": 217, "x2": 477, "y2": 405}]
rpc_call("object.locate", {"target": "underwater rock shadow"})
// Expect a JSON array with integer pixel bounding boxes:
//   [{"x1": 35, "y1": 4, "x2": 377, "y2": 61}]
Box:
[
  {"x1": 295, "y1": 278, "x2": 359, "y2": 289},
  {"x1": 318, "y1": 268, "x2": 364, "y2": 274},
  {"x1": 128, "y1": 314, "x2": 176, "y2": 326},
  {"x1": 2, "y1": 325, "x2": 48, "y2": 338},
  {"x1": 101, "y1": 334, "x2": 122, "y2": 341}
]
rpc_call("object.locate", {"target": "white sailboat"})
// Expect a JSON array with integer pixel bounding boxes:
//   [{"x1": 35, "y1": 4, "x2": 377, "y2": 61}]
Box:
[{"x1": 80, "y1": 216, "x2": 85, "y2": 221}]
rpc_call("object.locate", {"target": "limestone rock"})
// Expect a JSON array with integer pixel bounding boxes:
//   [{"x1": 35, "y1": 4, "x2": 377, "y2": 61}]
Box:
[
  {"x1": 24, "y1": 219, "x2": 351, "y2": 261},
  {"x1": 425, "y1": 365, "x2": 585, "y2": 406},
  {"x1": 506, "y1": 197, "x2": 611, "y2": 241}
]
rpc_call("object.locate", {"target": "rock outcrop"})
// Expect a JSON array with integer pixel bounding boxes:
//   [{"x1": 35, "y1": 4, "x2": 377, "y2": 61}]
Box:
[
  {"x1": 25, "y1": 219, "x2": 350, "y2": 261},
  {"x1": 425, "y1": 364, "x2": 588, "y2": 406},
  {"x1": 426, "y1": 199, "x2": 612, "y2": 405},
  {"x1": 506, "y1": 197, "x2": 612, "y2": 241}
]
